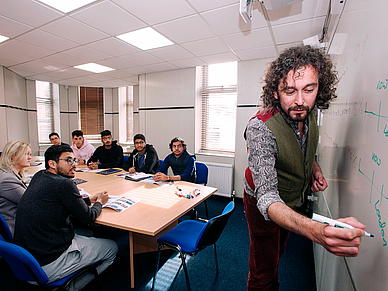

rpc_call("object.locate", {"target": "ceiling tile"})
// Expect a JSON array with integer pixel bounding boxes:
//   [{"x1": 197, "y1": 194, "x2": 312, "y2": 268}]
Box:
[
  {"x1": 200, "y1": 52, "x2": 239, "y2": 64},
  {"x1": 27, "y1": 74, "x2": 62, "y2": 82},
  {"x1": 17, "y1": 29, "x2": 78, "y2": 52},
  {"x1": 187, "y1": 0, "x2": 239, "y2": 13},
  {"x1": 121, "y1": 66, "x2": 154, "y2": 75},
  {"x1": 147, "y1": 45, "x2": 194, "y2": 61},
  {"x1": 0, "y1": 15, "x2": 33, "y2": 38},
  {"x1": 0, "y1": 0, "x2": 63, "y2": 27},
  {"x1": 119, "y1": 52, "x2": 163, "y2": 66},
  {"x1": 113, "y1": 0, "x2": 195, "y2": 25},
  {"x1": 9, "y1": 59, "x2": 67, "y2": 75},
  {"x1": 181, "y1": 37, "x2": 231, "y2": 57},
  {"x1": 85, "y1": 38, "x2": 140, "y2": 57},
  {"x1": 235, "y1": 46, "x2": 277, "y2": 61},
  {"x1": 154, "y1": 14, "x2": 216, "y2": 44},
  {"x1": 267, "y1": 0, "x2": 329, "y2": 26},
  {"x1": 97, "y1": 57, "x2": 137, "y2": 70},
  {"x1": 0, "y1": 39, "x2": 54, "y2": 58},
  {"x1": 222, "y1": 28, "x2": 273, "y2": 51},
  {"x1": 0, "y1": 57, "x2": 20, "y2": 68},
  {"x1": 41, "y1": 53, "x2": 85, "y2": 66},
  {"x1": 40, "y1": 16, "x2": 109, "y2": 45},
  {"x1": 63, "y1": 46, "x2": 112, "y2": 63},
  {"x1": 39, "y1": 68, "x2": 89, "y2": 79},
  {"x1": 57, "y1": 75, "x2": 97, "y2": 86},
  {"x1": 0, "y1": 49, "x2": 35, "y2": 64},
  {"x1": 201, "y1": 4, "x2": 267, "y2": 36},
  {"x1": 169, "y1": 57, "x2": 206, "y2": 68},
  {"x1": 122, "y1": 76, "x2": 138, "y2": 83},
  {"x1": 272, "y1": 17, "x2": 325, "y2": 45},
  {"x1": 71, "y1": 1, "x2": 146, "y2": 36},
  {"x1": 143, "y1": 62, "x2": 179, "y2": 72},
  {"x1": 100, "y1": 69, "x2": 136, "y2": 79},
  {"x1": 8, "y1": 67, "x2": 36, "y2": 78}
]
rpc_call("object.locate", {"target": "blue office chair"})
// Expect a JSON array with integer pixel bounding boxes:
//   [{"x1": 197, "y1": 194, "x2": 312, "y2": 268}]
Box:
[
  {"x1": 123, "y1": 155, "x2": 129, "y2": 163},
  {"x1": 0, "y1": 213, "x2": 12, "y2": 242},
  {"x1": 195, "y1": 161, "x2": 209, "y2": 219},
  {"x1": 0, "y1": 239, "x2": 102, "y2": 291},
  {"x1": 152, "y1": 201, "x2": 235, "y2": 291}
]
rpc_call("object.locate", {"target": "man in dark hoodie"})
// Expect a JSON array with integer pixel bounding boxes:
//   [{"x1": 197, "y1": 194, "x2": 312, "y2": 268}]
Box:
[
  {"x1": 154, "y1": 137, "x2": 196, "y2": 183},
  {"x1": 87, "y1": 130, "x2": 123, "y2": 169},
  {"x1": 121, "y1": 133, "x2": 160, "y2": 174}
]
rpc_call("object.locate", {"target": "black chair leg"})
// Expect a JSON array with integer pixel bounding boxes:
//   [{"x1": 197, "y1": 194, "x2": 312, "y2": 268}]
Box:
[
  {"x1": 204, "y1": 200, "x2": 209, "y2": 220},
  {"x1": 151, "y1": 245, "x2": 162, "y2": 290},
  {"x1": 179, "y1": 252, "x2": 191, "y2": 291},
  {"x1": 213, "y1": 244, "x2": 219, "y2": 275}
]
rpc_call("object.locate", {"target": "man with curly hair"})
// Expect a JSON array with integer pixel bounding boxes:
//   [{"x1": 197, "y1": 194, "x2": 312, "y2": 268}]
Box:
[{"x1": 244, "y1": 45, "x2": 366, "y2": 291}]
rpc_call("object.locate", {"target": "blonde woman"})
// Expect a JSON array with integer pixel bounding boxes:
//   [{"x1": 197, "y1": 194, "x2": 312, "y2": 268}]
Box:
[{"x1": 0, "y1": 141, "x2": 31, "y2": 236}]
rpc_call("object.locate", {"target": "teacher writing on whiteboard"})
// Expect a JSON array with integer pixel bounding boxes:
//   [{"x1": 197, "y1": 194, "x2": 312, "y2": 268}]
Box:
[{"x1": 244, "y1": 45, "x2": 366, "y2": 291}]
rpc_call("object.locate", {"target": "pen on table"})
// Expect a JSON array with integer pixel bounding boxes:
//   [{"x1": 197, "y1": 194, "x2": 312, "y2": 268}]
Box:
[{"x1": 312, "y1": 213, "x2": 374, "y2": 238}]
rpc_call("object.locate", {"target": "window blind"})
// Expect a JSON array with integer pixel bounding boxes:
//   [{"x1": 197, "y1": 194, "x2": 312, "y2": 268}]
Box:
[
  {"x1": 36, "y1": 81, "x2": 55, "y2": 143},
  {"x1": 79, "y1": 87, "x2": 104, "y2": 135},
  {"x1": 200, "y1": 63, "x2": 237, "y2": 153}
]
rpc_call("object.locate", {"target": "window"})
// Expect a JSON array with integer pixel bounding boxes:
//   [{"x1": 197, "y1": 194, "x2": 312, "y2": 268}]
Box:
[
  {"x1": 79, "y1": 87, "x2": 104, "y2": 136},
  {"x1": 197, "y1": 62, "x2": 237, "y2": 153},
  {"x1": 36, "y1": 81, "x2": 59, "y2": 143},
  {"x1": 118, "y1": 86, "x2": 134, "y2": 143}
]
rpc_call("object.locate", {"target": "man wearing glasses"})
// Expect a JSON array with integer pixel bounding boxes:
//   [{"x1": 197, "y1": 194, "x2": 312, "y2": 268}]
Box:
[
  {"x1": 14, "y1": 145, "x2": 118, "y2": 289},
  {"x1": 87, "y1": 130, "x2": 123, "y2": 169},
  {"x1": 121, "y1": 133, "x2": 160, "y2": 174}
]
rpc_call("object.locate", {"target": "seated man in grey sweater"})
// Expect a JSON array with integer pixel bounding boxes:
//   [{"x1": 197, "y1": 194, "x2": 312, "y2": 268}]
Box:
[{"x1": 14, "y1": 145, "x2": 118, "y2": 289}]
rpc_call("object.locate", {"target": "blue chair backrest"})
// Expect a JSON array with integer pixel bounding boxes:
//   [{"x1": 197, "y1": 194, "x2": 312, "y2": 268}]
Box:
[
  {"x1": 195, "y1": 201, "x2": 235, "y2": 249},
  {"x1": 195, "y1": 162, "x2": 208, "y2": 185},
  {"x1": 123, "y1": 155, "x2": 129, "y2": 163},
  {"x1": 0, "y1": 214, "x2": 12, "y2": 242},
  {"x1": 0, "y1": 240, "x2": 49, "y2": 284}
]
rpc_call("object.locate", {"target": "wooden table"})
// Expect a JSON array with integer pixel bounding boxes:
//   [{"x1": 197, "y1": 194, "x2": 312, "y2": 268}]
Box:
[{"x1": 26, "y1": 158, "x2": 217, "y2": 288}]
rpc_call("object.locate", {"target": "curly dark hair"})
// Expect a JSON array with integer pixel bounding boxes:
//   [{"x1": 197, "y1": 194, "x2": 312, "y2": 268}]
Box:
[
  {"x1": 169, "y1": 137, "x2": 187, "y2": 151},
  {"x1": 261, "y1": 45, "x2": 338, "y2": 110}
]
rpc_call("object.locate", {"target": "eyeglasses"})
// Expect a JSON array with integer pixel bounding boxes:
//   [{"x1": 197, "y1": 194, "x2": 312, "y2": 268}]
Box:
[
  {"x1": 58, "y1": 157, "x2": 79, "y2": 165},
  {"x1": 134, "y1": 141, "x2": 145, "y2": 145},
  {"x1": 102, "y1": 136, "x2": 112, "y2": 141}
]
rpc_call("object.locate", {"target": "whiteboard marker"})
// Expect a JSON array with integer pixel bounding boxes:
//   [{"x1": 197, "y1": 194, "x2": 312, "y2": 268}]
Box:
[{"x1": 312, "y1": 213, "x2": 374, "y2": 237}]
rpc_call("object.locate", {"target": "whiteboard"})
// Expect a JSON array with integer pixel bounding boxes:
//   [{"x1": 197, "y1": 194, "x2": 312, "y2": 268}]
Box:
[{"x1": 314, "y1": 1, "x2": 388, "y2": 290}]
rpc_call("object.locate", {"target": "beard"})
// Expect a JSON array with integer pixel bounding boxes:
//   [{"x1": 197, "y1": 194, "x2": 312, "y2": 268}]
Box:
[
  {"x1": 56, "y1": 165, "x2": 76, "y2": 178},
  {"x1": 284, "y1": 105, "x2": 312, "y2": 121}
]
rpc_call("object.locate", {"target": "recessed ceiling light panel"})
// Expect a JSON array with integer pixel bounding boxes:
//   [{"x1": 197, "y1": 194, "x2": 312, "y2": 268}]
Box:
[
  {"x1": 0, "y1": 35, "x2": 9, "y2": 43},
  {"x1": 74, "y1": 63, "x2": 115, "y2": 73},
  {"x1": 37, "y1": 0, "x2": 99, "y2": 13},
  {"x1": 117, "y1": 27, "x2": 174, "y2": 50}
]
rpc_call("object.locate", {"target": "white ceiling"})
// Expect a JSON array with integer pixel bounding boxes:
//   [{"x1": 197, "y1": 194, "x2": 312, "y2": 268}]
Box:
[{"x1": 0, "y1": 0, "x2": 329, "y2": 87}]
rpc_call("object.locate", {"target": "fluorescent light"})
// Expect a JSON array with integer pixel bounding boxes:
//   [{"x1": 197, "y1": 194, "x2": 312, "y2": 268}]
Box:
[
  {"x1": 117, "y1": 27, "x2": 174, "y2": 50},
  {"x1": 74, "y1": 63, "x2": 115, "y2": 73},
  {"x1": 37, "y1": 0, "x2": 99, "y2": 13},
  {"x1": 0, "y1": 35, "x2": 9, "y2": 43}
]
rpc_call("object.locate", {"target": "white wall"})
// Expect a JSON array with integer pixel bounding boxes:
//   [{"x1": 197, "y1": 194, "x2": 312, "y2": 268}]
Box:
[
  {"x1": 138, "y1": 68, "x2": 196, "y2": 160},
  {"x1": 235, "y1": 58, "x2": 273, "y2": 197},
  {"x1": 0, "y1": 67, "x2": 39, "y2": 154}
]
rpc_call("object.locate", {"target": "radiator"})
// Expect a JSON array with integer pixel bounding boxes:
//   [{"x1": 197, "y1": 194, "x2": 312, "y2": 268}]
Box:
[{"x1": 205, "y1": 163, "x2": 233, "y2": 197}]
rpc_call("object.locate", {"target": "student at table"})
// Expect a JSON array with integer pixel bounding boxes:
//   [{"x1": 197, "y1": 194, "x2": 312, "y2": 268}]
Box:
[
  {"x1": 87, "y1": 130, "x2": 123, "y2": 169},
  {"x1": 70, "y1": 130, "x2": 95, "y2": 165},
  {"x1": 0, "y1": 141, "x2": 31, "y2": 236},
  {"x1": 121, "y1": 133, "x2": 159, "y2": 174},
  {"x1": 14, "y1": 145, "x2": 118, "y2": 289},
  {"x1": 49, "y1": 132, "x2": 69, "y2": 146},
  {"x1": 154, "y1": 137, "x2": 196, "y2": 183}
]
